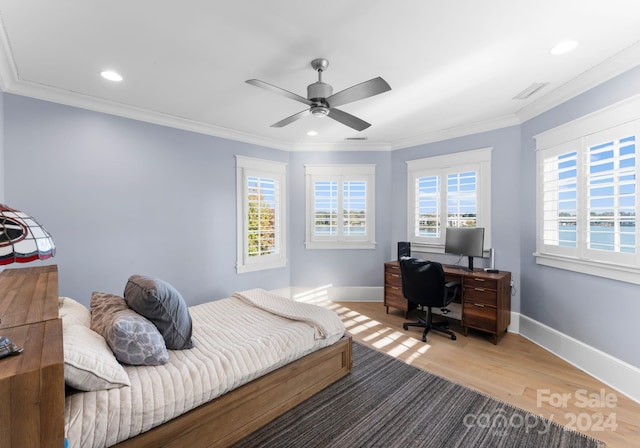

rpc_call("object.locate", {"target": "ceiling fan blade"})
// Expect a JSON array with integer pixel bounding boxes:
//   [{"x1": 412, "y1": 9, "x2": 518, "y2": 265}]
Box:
[
  {"x1": 327, "y1": 108, "x2": 371, "y2": 131},
  {"x1": 271, "y1": 109, "x2": 311, "y2": 128},
  {"x1": 246, "y1": 79, "x2": 312, "y2": 106},
  {"x1": 327, "y1": 77, "x2": 391, "y2": 108}
]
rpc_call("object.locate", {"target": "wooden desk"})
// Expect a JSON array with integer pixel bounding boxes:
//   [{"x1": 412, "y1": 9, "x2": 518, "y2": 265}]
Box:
[
  {"x1": 0, "y1": 265, "x2": 64, "y2": 447},
  {"x1": 384, "y1": 261, "x2": 511, "y2": 344}
]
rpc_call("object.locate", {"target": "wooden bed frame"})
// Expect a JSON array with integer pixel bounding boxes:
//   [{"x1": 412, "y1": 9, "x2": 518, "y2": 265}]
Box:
[{"x1": 0, "y1": 265, "x2": 353, "y2": 448}]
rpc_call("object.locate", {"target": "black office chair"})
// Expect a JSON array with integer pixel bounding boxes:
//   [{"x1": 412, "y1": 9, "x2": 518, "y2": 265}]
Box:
[{"x1": 399, "y1": 258, "x2": 459, "y2": 342}]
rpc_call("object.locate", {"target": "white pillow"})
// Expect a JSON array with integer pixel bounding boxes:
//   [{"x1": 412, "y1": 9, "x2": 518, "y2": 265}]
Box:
[
  {"x1": 58, "y1": 296, "x2": 91, "y2": 327},
  {"x1": 63, "y1": 323, "x2": 131, "y2": 391}
]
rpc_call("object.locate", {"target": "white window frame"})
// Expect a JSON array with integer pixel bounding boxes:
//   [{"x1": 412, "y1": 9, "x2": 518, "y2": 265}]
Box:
[
  {"x1": 534, "y1": 95, "x2": 640, "y2": 284},
  {"x1": 305, "y1": 164, "x2": 376, "y2": 250},
  {"x1": 406, "y1": 147, "x2": 492, "y2": 252},
  {"x1": 236, "y1": 156, "x2": 287, "y2": 273}
]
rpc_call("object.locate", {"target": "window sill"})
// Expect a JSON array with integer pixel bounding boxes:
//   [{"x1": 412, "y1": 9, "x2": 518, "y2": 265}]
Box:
[
  {"x1": 305, "y1": 241, "x2": 376, "y2": 250},
  {"x1": 236, "y1": 259, "x2": 287, "y2": 274},
  {"x1": 534, "y1": 252, "x2": 640, "y2": 285}
]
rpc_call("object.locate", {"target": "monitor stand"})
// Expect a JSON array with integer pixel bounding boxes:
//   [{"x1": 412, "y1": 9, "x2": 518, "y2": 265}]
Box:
[
  {"x1": 467, "y1": 255, "x2": 473, "y2": 272},
  {"x1": 467, "y1": 256, "x2": 474, "y2": 272}
]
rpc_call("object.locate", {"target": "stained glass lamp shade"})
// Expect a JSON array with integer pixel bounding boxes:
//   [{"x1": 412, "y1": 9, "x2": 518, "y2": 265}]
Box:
[{"x1": 0, "y1": 204, "x2": 55, "y2": 265}]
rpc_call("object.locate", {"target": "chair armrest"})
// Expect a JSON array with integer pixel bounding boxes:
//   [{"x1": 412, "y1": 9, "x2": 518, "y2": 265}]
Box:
[{"x1": 444, "y1": 281, "x2": 460, "y2": 303}]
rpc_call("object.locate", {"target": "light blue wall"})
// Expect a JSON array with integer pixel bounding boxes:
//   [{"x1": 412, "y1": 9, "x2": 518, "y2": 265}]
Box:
[
  {"x1": 3, "y1": 64, "x2": 639, "y2": 369},
  {"x1": 288, "y1": 150, "x2": 393, "y2": 287},
  {"x1": 519, "y1": 66, "x2": 640, "y2": 368},
  {"x1": 0, "y1": 89, "x2": 4, "y2": 202},
  {"x1": 389, "y1": 126, "x2": 522, "y2": 312},
  {"x1": 4, "y1": 95, "x2": 290, "y2": 305}
]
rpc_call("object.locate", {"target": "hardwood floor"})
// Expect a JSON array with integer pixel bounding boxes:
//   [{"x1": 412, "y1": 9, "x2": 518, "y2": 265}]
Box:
[{"x1": 329, "y1": 301, "x2": 639, "y2": 448}]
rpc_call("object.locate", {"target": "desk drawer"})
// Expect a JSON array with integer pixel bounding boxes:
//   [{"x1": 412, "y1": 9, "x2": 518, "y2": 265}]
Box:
[
  {"x1": 464, "y1": 302, "x2": 497, "y2": 330},
  {"x1": 385, "y1": 284, "x2": 406, "y2": 308},
  {"x1": 463, "y1": 286, "x2": 497, "y2": 306},
  {"x1": 384, "y1": 270, "x2": 402, "y2": 288},
  {"x1": 385, "y1": 282, "x2": 404, "y2": 299},
  {"x1": 463, "y1": 276, "x2": 498, "y2": 290}
]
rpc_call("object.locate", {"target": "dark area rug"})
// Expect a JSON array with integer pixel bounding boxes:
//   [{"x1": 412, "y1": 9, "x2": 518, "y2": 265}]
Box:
[{"x1": 233, "y1": 341, "x2": 605, "y2": 447}]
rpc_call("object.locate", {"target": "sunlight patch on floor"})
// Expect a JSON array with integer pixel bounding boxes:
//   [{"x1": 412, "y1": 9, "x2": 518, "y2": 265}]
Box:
[
  {"x1": 342, "y1": 313, "x2": 381, "y2": 334},
  {"x1": 405, "y1": 343, "x2": 431, "y2": 363},
  {"x1": 372, "y1": 332, "x2": 431, "y2": 354},
  {"x1": 292, "y1": 285, "x2": 332, "y2": 304},
  {"x1": 384, "y1": 336, "x2": 429, "y2": 357},
  {"x1": 362, "y1": 327, "x2": 393, "y2": 342},
  {"x1": 324, "y1": 302, "x2": 342, "y2": 311},
  {"x1": 325, "y1": 301, "x2": 434, "y2": 360}
]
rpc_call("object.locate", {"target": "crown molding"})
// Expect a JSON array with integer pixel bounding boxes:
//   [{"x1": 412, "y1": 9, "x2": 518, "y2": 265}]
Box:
[
  {"x1": 290, "y1": 140, "x2": 391, "y2": 152},
  {"x1": 0, "y1": 24, "x2": 295, "y2": 151},
  {"x1": 1, "y1": 17, "x2": 638, "y2": 154},
  {"x1": 0, "y1": 80, "x2": 296, "y2": 153},
  {"x1": 390, "y1": 114, "x2": 521, "y2": 150},
  {"x1": 515, "y1": 41, "x2": 640, "y2": 123},
  {"x1": 0, "y1": 67, "x2": 394, "y2": 152}
]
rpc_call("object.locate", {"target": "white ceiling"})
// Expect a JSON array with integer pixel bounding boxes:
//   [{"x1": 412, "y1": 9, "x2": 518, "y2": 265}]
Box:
[{"x1": 0, "y1": 1, "x2": 639, "y2": 151}]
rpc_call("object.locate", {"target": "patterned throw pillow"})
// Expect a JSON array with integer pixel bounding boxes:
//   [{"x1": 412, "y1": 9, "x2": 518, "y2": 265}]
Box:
[{"x1": 90, "y1": 291, "x2": 169, "y2": 366}]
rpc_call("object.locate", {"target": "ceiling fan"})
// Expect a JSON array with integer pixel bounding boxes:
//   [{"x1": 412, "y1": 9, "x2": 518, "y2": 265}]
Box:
[{"x1": 246, "y1": 59, "x2": 391, "y2": 132}]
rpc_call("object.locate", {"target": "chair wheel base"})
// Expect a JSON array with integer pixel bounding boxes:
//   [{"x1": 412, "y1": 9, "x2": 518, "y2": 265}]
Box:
[{"x1": 402, "y1": 324, "x2": 408, "y2": 330}]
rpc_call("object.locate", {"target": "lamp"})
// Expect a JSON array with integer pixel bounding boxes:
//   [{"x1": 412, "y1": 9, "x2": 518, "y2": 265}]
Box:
[
  {"x1": 0, "y1": 203, "x2": 55, "y2": 359},
  {"x1": 0, "y1": 204, "x2": 55, "y2": 264}
]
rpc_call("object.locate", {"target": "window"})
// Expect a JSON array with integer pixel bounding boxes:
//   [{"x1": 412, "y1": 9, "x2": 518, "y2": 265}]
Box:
[
  {"x1": 535, "y1": 95, "x2": 640, "y2": 283},
  {"x1": 236, "y1": 156, "x2": 287, "y2": 273},
  {"x1": 407, "y1": 148, "x2": 492, "y2": 250},
  {"x1": 305, "y1": 164, "x2": 376, "y2": 249}
]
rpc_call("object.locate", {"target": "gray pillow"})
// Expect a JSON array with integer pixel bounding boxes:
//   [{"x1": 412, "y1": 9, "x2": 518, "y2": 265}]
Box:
[
  {"x1": 124, "y1": 275, "x2": 194, "y2": 350},
  {"x1": 90, "y1": 291, "x2": 169, "y2": 366}
]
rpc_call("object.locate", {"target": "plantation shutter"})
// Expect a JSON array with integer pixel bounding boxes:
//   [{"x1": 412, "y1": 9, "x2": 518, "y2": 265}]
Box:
[
  {"x1": 247, "y1": 176, "x2": 279, "y2": 258},
  {"x1": 305, "y1": 164, "x2": 376, "y2": 249},
  {"x1": 236, "y1": 156, "x2": 287, "y2": 274},
  {"x1": 536, "y1": 115, "x2": 639, "y2": 277}
]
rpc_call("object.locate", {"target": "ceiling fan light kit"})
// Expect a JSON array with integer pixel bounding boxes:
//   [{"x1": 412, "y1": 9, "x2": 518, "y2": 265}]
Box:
[
  {"x1": 246, "y1": 58, "x2": 391, "y2": 131},
  {"x1": 310, "y1": 105, "x2": 330, "y2": 117}
]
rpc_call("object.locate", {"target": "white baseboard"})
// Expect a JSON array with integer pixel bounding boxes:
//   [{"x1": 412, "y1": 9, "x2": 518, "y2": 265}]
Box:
[
  {"x1": 273, "y1": 286, "x2": 384, "y2": 303},
  {"x1": 519, "y1": 314, "x2": 640, "y2": 404},
  {"x1": 507, "y1": 311, "x2": 520, "y2": 333}
]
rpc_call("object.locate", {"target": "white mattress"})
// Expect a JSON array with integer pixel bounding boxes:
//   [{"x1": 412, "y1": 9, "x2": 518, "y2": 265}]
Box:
[{"x1": 64, "y1": 293, "x2": 345, "y2": 448}]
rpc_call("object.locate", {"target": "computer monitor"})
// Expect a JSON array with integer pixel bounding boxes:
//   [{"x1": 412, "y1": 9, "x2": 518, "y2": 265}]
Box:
[{"x1": 444, "y1": 227, "x2": 485, "y2": 271}]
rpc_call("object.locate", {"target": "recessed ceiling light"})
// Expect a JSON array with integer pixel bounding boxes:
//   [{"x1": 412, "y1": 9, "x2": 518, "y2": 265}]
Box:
[
  {"x1": 307, "y1": 130, "x2": 318, "y2": 136},
  {"x1": 100, "y1": 70, "x2": 123, "y2": 82},
  {"x1": 550, "y1": 40, "x2": 578, "y2": 55}
]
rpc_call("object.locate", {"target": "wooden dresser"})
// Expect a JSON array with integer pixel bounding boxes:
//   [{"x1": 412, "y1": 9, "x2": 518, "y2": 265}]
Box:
[
  {"x1": 0, "y1": 265, "x2": 64, "y2": 447},
  {"x1": 384, "y1": 261, "x2": 511, "y2": 344}
]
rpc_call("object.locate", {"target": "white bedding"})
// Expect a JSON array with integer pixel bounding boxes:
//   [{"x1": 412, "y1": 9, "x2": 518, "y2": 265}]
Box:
[
  {"x1": 64, "y1": 291, "x2": 345, "y2": 448},
  {"x1": 232, "y1": 288, "x2": 345, "y2": 339}
]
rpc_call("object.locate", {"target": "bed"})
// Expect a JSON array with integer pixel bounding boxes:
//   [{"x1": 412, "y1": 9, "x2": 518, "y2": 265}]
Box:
[{"x1": 0, "y1": 265, "x2": 353, "y2": 448}]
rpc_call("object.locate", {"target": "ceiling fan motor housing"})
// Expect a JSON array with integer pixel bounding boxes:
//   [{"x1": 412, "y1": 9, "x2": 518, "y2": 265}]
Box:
[{"x1": 307, "y1": 81, "x2": 333, "y2": 102}]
